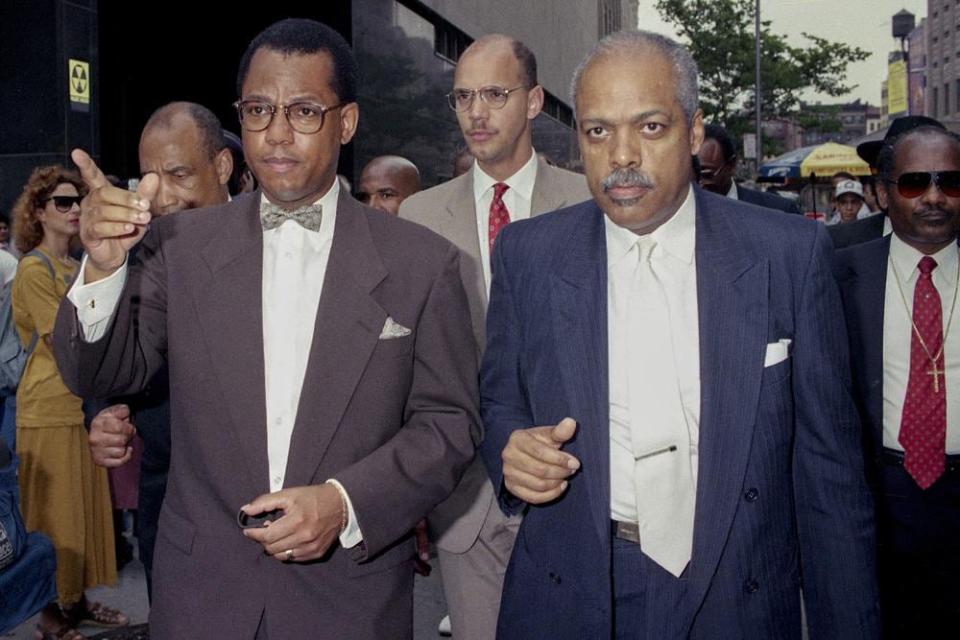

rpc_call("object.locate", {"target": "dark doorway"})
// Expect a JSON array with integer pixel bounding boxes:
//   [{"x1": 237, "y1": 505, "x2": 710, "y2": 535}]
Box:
[{"x1": 97, "y1": 2, "x2": 352, "y2": 181}]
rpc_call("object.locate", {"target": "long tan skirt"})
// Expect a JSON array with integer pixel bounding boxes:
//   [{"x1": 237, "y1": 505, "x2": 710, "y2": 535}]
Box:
[{"x1": 17, "y1": 424, "x2": 117, "y2": 605}]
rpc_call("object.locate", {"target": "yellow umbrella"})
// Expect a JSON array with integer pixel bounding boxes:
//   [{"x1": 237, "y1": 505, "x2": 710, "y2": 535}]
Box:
[{"x1": 799, "y1": 142, "x2": 870, "y2": 177}]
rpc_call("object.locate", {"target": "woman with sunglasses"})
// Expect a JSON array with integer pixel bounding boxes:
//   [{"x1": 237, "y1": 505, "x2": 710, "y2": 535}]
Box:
[{"x1": 10, "y1": 165, "x2": 126, "y2": 640}]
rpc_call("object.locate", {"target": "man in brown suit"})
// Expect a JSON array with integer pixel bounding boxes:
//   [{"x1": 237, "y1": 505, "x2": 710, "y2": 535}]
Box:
[
  {"x1": 54, "y1": 18, "x2": 480, "y2": 639},
  {"x1": 399, "y1": 34, "x2": 590, "y2": 640}
]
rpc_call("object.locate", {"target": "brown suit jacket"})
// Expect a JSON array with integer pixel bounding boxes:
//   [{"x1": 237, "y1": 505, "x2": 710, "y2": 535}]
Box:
[
  {"x1": 54, "y1": 192, "x2": 481, "y2": 639},
  {"x1": 399, "y1": 157, "x2": 590, "y2": 553}
]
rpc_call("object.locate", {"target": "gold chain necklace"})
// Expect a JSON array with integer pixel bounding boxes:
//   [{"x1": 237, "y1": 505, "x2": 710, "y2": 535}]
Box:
[{"x1": 890, "y1": 250, "x2": 960, "y2": 394}]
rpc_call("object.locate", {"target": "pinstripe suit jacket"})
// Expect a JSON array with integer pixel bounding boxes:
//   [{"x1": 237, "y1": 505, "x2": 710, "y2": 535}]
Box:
[{"x1": 480, "y1": 187, "x2": 880, "y2": 639}]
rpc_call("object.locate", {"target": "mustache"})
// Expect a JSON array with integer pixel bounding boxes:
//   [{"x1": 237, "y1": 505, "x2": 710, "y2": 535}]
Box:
[
  {"x1": 916, "y1": 207, "x2": 952, "y2": 216},
  {"x1": 601, "y1": 168, "x2": 654, "y2": 192}
]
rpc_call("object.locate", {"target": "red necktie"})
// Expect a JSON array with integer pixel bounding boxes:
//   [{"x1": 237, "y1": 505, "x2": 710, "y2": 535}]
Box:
[
  {"x1": 899, "y1": 255, "x2": 947, "y2": 489},
  {"x1": 488, "y1": 182, "x2": 510, "y2": 254}
]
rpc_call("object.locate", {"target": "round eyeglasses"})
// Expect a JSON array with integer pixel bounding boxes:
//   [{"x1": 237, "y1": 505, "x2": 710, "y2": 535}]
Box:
[
  {"x1": 445, "y1": 85, "x2": 527, "y2": 112},
  {"x1": 233, "y1": 100, "x2": 343, "y2": 134}
]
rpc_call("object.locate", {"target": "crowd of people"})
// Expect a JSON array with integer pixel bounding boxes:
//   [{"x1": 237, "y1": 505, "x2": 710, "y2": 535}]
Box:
[{"x1": 0, "y1": 16, "x2": 956, "y2": 640}]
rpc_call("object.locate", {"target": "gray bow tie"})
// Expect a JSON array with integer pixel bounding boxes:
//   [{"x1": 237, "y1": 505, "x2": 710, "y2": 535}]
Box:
[{"x1": 260, "y1": 202, "x2": 323, "y2": 232}]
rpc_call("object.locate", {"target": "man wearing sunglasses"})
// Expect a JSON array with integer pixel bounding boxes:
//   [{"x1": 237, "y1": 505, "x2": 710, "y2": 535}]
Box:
[
  {"x1": 836, "y1": 125, "x2": 960, "y2": 637},
  {"x1": 399, "y1": 34, "x2": 589, "y2": 640},
  {"x1": 54, "y1": 18, "x2": 479, "y2": 639},
  {"x1": 697, "y1": 124, "x2": 801, "y2": 214},
  {"x1": 832, "y1": 115, "x2": 947, "y2": 249}
]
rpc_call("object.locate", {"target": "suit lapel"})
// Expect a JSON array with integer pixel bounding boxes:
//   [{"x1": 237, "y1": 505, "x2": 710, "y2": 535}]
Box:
[
  {"x1": 198, "y1": 194, "x2": 269, "y2": 496},
  {"x1": 530, "y1": 158, "x2": 574, "y2": 216},
  {"x1": 283, "y1": 196, "x2": 388, "y2": 488},
  {"x1": 441, "y1": 174, "x2": 488, "y2": 347},
  {"x1": 686, "y1": 190, "x2": 768, "y2": 600},
  {"x1": 550, "y1": 203, "x2": 610, "y2": 550}
]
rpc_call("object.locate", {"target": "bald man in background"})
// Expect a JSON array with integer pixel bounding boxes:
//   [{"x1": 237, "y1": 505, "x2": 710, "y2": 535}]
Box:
[
  {"x1": 356, "y1": 155, "x2": 421, "y2": 216},
  {"x1": 85, "y1": 101, "x2": 231, "y2": 598}
]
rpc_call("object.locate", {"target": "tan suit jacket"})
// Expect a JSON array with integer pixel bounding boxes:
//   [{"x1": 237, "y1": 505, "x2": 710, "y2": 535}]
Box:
[{"x1": 400, "y1": 157, "x2": 589, "y2": 552}]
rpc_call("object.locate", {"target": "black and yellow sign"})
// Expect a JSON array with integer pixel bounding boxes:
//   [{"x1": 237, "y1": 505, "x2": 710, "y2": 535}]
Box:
[
  {"x1": 68, "y1": 59, "x2": 90, "y2": 110},
  {"x1": 888, "y1": 60, "x2": 908, "y2": 116}
]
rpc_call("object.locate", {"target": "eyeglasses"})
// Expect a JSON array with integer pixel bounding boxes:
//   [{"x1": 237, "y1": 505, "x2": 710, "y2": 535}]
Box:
[
  {"x1": 446, "y1": 85, "x2": 527, "y2": 112},
  {"x1": 46, "y1": 196, "x2": 82, "y2": 212},
  {"x1": 886, "y1": 171, "x2": 960, "y2": 198},
  {"x1": 233, "y1": 100, "x2": 343, "y2": 134}
]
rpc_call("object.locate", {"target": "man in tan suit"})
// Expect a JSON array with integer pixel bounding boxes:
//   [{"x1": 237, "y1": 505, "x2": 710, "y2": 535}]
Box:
[{"x1": 399, "y1": 34, "x2": 589, "y2": 639}]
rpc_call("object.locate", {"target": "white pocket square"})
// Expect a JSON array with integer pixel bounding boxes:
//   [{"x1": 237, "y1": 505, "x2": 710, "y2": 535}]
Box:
[
  {"x1": 379, "y1": 316, "x2": 411, "y2": 340},
  {"x1": 763, "y1": 338, "x2": 792, "y2": 367}
]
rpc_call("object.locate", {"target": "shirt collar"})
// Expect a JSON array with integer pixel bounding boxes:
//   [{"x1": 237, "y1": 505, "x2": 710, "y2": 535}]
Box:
[
  {"x1": 889, "y1": 231, "x2": 960, "y2": 285},
  {"x1": 727, "y1": 181, "x2": 738, "y2": 200},
  {"x1": 605, "y1": 183, "x2": 697, "y2": 268},
  {"x1": 472, "y1": 149, "x2": 538, "y2": 203}
]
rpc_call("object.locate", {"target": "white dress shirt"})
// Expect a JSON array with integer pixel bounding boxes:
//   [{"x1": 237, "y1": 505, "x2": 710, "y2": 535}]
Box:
[
  {"x1": 605, "y1": 184, "x2": 701, "y2": 575},
  {"x1": 882, "y1": 235, "x2": 960, "y2": 454},
  {"x1": 67, "y1": 180, "x2": 362, "y2": 547},
  {"x1": 726, "y1": 181, "x2": 739, "y2": 200},
  {"x1": 473, "y1": 150, "x2": 538, "y2": 293},
  {"x1": 0, "y1": 249, "x2": 17, "y2": 285}
]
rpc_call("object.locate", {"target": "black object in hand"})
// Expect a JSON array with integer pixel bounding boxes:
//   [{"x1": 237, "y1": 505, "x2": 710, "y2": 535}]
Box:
[{"x1": 237, "y1": 508, "x2": 284, "y2": 529}]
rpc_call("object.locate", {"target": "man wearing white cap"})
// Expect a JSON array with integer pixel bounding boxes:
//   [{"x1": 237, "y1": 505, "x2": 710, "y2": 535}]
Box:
[{"x1": 831, "y1": 179, "x2": 865, "y2": 225}]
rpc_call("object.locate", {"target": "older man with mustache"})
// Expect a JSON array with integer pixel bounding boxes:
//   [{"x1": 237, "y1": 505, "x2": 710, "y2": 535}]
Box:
[{"x1": 479, "y1": 30, "x2": 878, "y2": 639}]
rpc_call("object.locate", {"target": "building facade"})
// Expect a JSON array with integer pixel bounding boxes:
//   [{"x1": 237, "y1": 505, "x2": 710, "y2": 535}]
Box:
[
  {"x1": 925, "y1": 0, "x2": 960, "y2": 130},
  {"x1": 1, "y1": 0, "x2": 633, "y2": 214}
]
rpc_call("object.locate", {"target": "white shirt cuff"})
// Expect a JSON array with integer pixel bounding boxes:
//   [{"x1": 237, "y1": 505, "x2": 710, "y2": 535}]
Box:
[
  {"x1": 66, "y1": 254, "x2": 128, "y2": 342},
  {"x1": 326, "y1": 478, "x2": 363, "y2": 548}
]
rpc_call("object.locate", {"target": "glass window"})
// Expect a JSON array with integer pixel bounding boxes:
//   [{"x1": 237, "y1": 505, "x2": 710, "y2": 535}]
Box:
[{"x1": 394, "y1": 2, "x2": 434, "y2": 42}]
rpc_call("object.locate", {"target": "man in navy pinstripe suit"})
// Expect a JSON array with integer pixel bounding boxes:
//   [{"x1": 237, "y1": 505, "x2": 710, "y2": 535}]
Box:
[{"x1": 479, "y1": 30, "x2": 879, "y2": 639}]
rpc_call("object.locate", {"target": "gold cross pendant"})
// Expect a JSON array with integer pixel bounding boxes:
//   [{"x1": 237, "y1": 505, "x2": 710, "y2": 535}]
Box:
[{"x1": 927, "y1": 363, "x2": 944, "y2": 394}]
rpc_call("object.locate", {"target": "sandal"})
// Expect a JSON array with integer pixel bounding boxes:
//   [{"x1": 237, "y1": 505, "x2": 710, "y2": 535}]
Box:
[
  {"x1": 66, "y1": 600, "x2": 129, "y2": 629},
  {"x1": 34, "y1": 623, "x2": 86, "y2": 640}
]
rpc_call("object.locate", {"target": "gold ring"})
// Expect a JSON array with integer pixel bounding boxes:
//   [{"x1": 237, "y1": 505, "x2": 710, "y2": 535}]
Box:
[{"x1": 283, "y1": 549, "x2": 294, "y2": 562}]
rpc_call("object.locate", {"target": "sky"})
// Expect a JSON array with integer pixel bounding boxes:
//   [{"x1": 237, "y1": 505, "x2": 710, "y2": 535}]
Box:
[{"x1": 635, "y1": 0, "x2": 928, "y2": 106}]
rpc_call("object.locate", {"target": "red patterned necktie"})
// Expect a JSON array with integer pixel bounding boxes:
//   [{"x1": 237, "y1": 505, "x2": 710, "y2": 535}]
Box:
[
  {"x1": 488, "y1": 182, "x2": 511, "y2": 254},
  {"x1": 899, "y1": 255, "x2": 947, "y2": 489}
]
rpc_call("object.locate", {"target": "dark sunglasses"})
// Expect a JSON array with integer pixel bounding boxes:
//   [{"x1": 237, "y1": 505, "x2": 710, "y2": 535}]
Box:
[
  {"x1": 46, "y1": 195, "x2": 82, "y2": 212},
  {"x1": 886, "y1": 171, "x2": 960, "y2": 199}
]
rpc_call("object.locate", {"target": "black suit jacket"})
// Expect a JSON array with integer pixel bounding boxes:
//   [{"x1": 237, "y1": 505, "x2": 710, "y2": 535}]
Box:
[
  {"x1": 834, "y1": 236, "x2": 891, "y2": 483},
  {"x1": 830, "y1": 214, "x2": 886, "y2": 249},
  {"x1": 737, "y1": 184, "x2": 803, "y2": 214}
]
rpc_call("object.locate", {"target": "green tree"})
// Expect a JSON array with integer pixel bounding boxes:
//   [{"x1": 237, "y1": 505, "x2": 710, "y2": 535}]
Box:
[{"x1": 655, "y1": 0, "x2": 870, "y2": 123}]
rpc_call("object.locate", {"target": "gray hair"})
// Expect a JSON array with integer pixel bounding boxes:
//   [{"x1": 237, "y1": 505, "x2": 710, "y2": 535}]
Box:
[{"x1": 570, "y1": 30, "x2": 699, "y2": 123}]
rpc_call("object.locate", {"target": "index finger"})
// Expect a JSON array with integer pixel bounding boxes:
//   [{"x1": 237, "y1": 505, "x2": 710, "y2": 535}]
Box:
[
  {"x1": 241, "y1": 491, "x2": 290, "y2": 518},
  {"x1": 71, "y1": 148, "x2": 109, "y2": 191}
]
